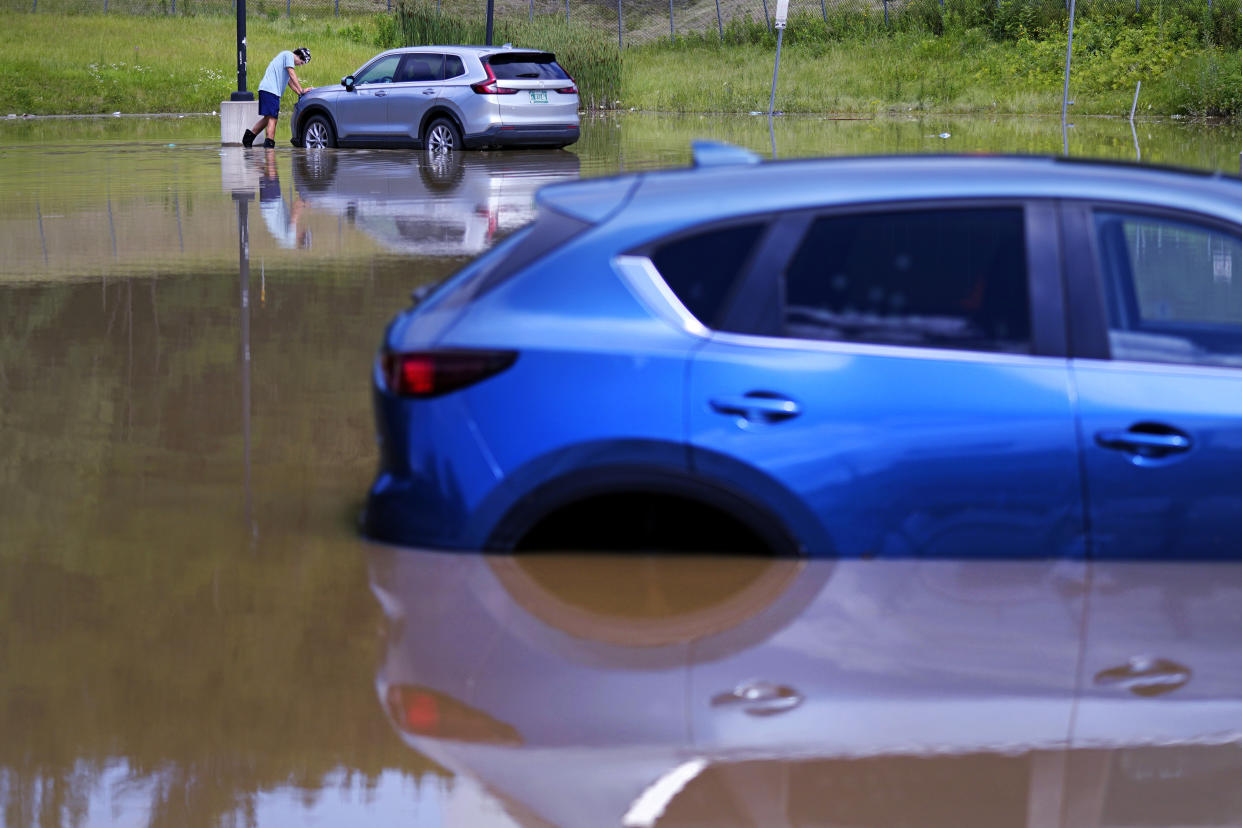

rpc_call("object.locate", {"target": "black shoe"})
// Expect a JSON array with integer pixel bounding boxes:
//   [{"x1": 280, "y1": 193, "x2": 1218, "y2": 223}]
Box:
[
  {"x1": 263, "y1": 138, "x2": 275, "y2": 149},
  {"x1": 242, "y1": 129, "x2": 256, "y2": 148}
]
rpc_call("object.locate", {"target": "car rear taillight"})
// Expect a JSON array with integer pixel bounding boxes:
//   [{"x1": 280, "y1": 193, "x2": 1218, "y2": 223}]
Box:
[
  {"x1": 386, "y1": 684, "x2": 522, "y2": 744},
  {"x1": 471, "y1": 63, "x2": 518, "y2": 95},
  {"x1": 381, "y1": 349, "x2": 517, "y2": 397},
  {"x1": 554, "y1": 82, "x2": 578, "y2": 94}
]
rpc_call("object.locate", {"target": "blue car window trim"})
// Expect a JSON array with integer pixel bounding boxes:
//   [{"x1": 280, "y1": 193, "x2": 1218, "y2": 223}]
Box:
[
  {"x1": 1025, "y1": 200, "x2": 1069, "y2": 359},
  {"x1": 1060, "y1": 200, "x2": 1112, "y2": 361},
  {"x1": 613, "y1": 256, "x2": 711, "y2": 339},
  {"x1": 707, "y1": 327, "x2": 1068, "y2": 366}
]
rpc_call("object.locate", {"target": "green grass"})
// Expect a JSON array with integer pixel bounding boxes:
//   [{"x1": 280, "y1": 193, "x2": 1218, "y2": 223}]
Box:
[
  {"x1": 624, "y1": 23, "x2": 1242, "y2": 117},
  {"x1": 3, "y1": 8, "x2": 1242, "y2": 117},
  {"x1": 1, "y1": 14, "x2": 385, "y2": 114}
]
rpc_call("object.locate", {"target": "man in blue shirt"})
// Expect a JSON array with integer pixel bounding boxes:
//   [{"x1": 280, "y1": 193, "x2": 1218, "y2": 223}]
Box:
[{"x1": 242, "y1": 47, "x2": 313, "y2": 149}]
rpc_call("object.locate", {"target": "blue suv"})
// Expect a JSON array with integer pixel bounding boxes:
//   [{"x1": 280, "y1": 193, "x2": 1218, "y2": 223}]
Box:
[{"x1": 364, "y1": 146, "x2": 1242, "y2": 558}]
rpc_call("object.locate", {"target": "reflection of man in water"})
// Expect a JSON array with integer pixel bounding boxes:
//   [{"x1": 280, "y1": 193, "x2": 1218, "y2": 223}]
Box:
[{"x1": 259, "y1": 149, "x2": 310, "y2": 249}]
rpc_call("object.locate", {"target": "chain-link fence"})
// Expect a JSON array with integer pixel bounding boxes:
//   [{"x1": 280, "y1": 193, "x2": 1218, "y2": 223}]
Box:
[{"x1": 10, "y1": 0, "x2": 391, "y2": 13}]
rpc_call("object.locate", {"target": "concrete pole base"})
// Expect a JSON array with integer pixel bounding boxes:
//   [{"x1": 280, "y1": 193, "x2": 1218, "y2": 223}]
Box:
[{"x1": 220, "y1": 99, "x2": 260, "y2": 146}]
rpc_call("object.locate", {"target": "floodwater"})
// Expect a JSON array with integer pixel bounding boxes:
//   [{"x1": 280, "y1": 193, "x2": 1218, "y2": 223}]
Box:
[{"x1": 3, "y1": 112, "x2": 1242, "y2": 828}]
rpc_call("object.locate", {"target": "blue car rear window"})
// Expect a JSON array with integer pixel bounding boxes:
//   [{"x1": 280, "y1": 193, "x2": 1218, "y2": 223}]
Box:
[{"x1": 649, "y1": 223, "x2": 767, "y2": 327}]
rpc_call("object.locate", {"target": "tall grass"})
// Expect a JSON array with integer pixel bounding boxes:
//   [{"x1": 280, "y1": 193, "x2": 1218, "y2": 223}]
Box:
[
  {"x1": 0, "y1": 14, "x2": 383, "y2": 114},
  {"x1": 395, "y1": 0, "x2": 622, "y2": 108},
  {"x1": 2, "y1": 5, "x2": 1241, "y2": 117}
]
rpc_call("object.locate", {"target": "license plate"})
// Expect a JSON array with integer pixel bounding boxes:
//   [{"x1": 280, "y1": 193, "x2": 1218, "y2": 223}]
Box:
[{"x1": 528, "y1": 91, "x2": 548, "y2": 104}]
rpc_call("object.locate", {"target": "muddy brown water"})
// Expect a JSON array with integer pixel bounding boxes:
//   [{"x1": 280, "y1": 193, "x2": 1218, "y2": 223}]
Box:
[{"x1": 3, "y1": 112, "x2": 1242, "y2": 827}]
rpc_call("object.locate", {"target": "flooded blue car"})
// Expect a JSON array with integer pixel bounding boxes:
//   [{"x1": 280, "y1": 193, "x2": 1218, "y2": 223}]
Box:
[{"x1": 363, "y1": 146, "x2": 1242, "y2": 558}]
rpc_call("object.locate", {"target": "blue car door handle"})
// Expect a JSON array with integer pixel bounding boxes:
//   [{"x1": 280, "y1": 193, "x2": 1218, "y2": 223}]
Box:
[
  {"x1": 374, "y1": 90, "x2": 387, "y2": 97},
  {"x1": 710, "y1": 393, "x2": 801, "y2": 425},
  {"x1": 1093, "y1": 656, "x2": 1191, "y2": 697},
  {"x1": 1095, "y1": 424, "x2": 1192, "y2": 460},
  {"x1": 711, "y1": 680, "x2": 803, "y2": 716},
  {"x1": 422, "y1": 89, "x2": 436, "y2": 95}
]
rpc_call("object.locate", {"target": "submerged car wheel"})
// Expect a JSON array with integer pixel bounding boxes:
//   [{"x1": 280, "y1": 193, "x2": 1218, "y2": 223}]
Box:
[
  {"x1": 303, "y1": 114, "x2": 336, "y2": 149},
  {"x1": 424, "y1": 118, "x2": 462, "y2": 154}
]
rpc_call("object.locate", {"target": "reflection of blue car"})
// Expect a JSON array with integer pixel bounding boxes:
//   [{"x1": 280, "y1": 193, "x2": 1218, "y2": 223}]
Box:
[
  {"x1": 369, "y1": 547, "x2": 1242, "y2": 826},
  {"x1": 363, "y1": 146, "x2": 1242, "y2": 559}
]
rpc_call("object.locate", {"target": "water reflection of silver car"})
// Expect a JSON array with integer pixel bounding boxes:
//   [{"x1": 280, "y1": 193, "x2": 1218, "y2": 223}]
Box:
[
  {"x1": 291, "y1": 149, "x2": 580, "y2": 257},
  {"x1": 369, "y1": 547, "x2": 1242, "y2": 827},
  {"x1": 290, "y1": 46, "x2": 580, "y2": 151}
]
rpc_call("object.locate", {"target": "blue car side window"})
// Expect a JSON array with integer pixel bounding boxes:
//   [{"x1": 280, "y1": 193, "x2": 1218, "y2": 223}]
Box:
[
  {"x1": 781, "y1": 207, "x2": 1031, "y2": 354},
  {"x1": 1095, "y1": 211, "x2": 1242, "y2": 368}
]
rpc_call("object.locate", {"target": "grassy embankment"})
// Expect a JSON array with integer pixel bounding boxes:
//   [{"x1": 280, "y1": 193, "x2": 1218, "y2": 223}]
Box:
[{"x1": 3, "y1": 0, "x2": 1242, "y2": 118}]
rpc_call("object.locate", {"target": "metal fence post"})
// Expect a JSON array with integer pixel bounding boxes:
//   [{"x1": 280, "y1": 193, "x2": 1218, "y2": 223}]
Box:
[
  {"x1": 669, "y1": 0, "x2": 674, "y2": 36},
  {"x1": 762, "y1": 0, "x2": 770, "y2": 30},
  {"x1": 1061, "y1": 0, "x2": 1076, "y2": 154},
  {"x1": 529, "y1": 0, "x2": 534, "y2": 21},
  {"x1": 883, "y1": 0, "x2": 888, "y2": 25},
  {"x1": 334, "y1": 0, "x2": 338, "y2": 15},
  {"x1": 821, "y1": 0, "x2": 827, "y2": 23},
  {"x1": 715, "y1": 0, "x2": 723, "y2": 38},
  {"x1": 565, "y1": 0, "x2": 570, "y2": 23},
  {"x1": 618, "y1": 0, "x2": 624, "y2": 47}
]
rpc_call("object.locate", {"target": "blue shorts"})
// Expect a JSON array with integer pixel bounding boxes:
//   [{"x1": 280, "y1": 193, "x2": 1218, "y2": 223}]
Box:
[{"x1": 257, "y1": 90, "x2": 281, "y2": 118}]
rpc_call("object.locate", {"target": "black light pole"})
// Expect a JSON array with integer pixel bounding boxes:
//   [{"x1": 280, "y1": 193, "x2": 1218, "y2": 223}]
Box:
[
  {"x1": 232, "y1": 0, "x2": 254, "y2": 101},
  {"x1": 485, "y1": 0, "x2": 495, "y2": 45}
]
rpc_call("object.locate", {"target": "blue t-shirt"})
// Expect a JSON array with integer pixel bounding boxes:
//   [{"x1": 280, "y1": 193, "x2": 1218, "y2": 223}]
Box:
[{"x1": 259, "y1": 51, "x2": 296, "y2": 96}]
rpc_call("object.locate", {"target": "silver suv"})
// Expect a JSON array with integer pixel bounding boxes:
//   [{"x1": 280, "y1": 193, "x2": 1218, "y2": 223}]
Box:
[{"x1": 290, "y1": 45, "x2": 579, "y2": 151}]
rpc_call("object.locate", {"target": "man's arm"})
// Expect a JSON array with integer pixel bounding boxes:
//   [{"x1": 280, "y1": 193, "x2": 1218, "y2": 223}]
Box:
[{"x1": 286, "y1": 66, "x2": 313, "y2": 96}]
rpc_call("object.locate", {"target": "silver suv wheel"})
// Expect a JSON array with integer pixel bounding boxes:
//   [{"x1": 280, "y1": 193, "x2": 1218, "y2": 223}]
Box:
[
  {"x1": 304, "y1": 116, "x2": 333, "y2": 149},
  {"x1": 425, "y1": 119, "x2": 460, "y2": 153}
]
